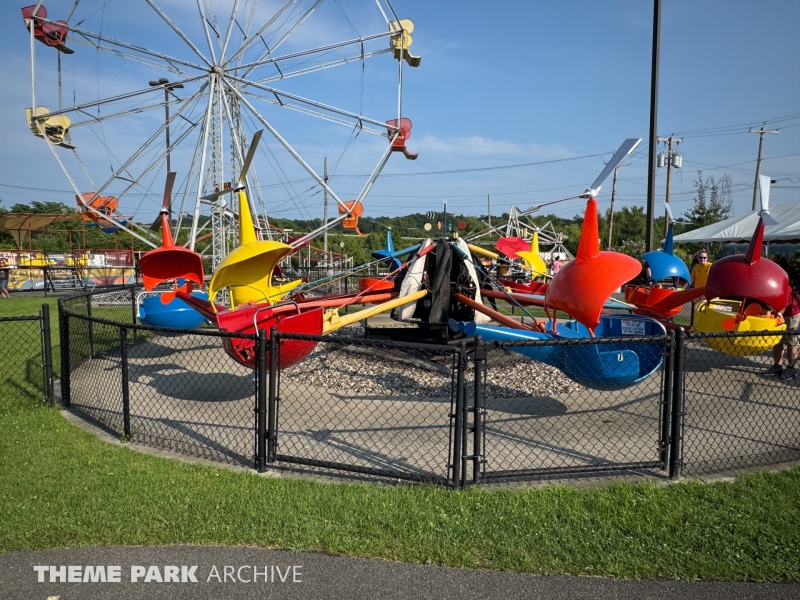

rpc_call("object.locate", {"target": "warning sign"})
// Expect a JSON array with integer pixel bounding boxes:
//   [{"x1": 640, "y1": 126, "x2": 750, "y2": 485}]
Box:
[{"x1": 620, "y1": 319, "x2": 646, "y2": 335}]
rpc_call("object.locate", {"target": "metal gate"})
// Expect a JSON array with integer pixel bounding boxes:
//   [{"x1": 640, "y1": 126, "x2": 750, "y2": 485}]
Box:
[
  {"x1": 472, "y1": 334, "x2": 673, "y2": 484},
  {"x1": 267, "y1": 331, "x2": 462, "y2": 485}
]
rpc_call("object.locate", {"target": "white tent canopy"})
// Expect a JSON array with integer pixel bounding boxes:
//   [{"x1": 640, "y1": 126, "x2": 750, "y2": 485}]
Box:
[{"x1": 670, "y1": 204, "x2": 800, "y2": 244}]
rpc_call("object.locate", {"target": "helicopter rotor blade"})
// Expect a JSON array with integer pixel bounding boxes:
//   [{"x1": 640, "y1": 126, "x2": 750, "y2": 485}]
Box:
[
  {"x1": 581, "y1": 138, "x2": 642, "y2": 198},
  {"x1": 151, "y1": 171, "x2": 176, "y2": 231},
  {"x1": 200, "y1": 131, "x2": 263, "y2": 201},
  {"x1": 759, "y1": 174, "x2": 771, "y2": 214},
  {"x1": 238, "y1": 129, "x2": 263, "y2": 187},
  {"x1": 758, "y1": 174, "x2": 779, "y2": 226}
]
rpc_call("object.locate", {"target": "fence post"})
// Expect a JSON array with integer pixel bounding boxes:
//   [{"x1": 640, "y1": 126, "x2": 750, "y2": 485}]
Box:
[
  {"x1": 59, "y1": 303, "x2": 71, "y2": 408},
  {"x1": 452, "y1": 342, "x2": 466, "y2": 489},
  {"x1": 669, "y1": 327, "x2": 686, "y2": 479},
  {"x1": 267, "y1": 326, "x2": 279, "y2": 463},
  {"x1": 472, "y1": 335, "x2": 485, "y2": 485},
  {"x1": 659, "y1": 329, "x2": 675, "y2": 469},
  {"x1": 40, "y1": 304, "x2": 54, "y2": 406},
  {"x1": 86, "y1": 294, "x2": 95, "y2": 358},
  {"x1": 256, "y1": 330, "x2": 267, "y2": 473},
  {"x1": 130, "y1": 286, "x2": 138, "y2": 343},
  {"x1": 461, "y1": 344, "x2": 470, "y2": 489},
  {"x1": 120, "y1": 327, "x2": 131, "y2": 441}
]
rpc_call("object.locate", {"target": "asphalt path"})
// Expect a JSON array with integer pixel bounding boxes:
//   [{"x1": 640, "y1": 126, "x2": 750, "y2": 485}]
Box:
[{"x1": 1, "y1": 546, "x2": 797, "y2": 600}]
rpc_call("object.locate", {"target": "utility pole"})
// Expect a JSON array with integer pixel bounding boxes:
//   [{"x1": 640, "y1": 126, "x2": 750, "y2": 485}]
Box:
[
  {"x1": 749, "y1": 127, "x2": 779, "y2": 210},
  {"x1": 322, "y1": 157, "x2": 328, "y2": 257},
  {"x1": 606, "y1": 163, "x2": 629, "y2": 250},
  {"x1": 658, "y1": 135, "x2": 682, "y2": 236},
  {"x1": 487, "y1": 194, "x2": 491, "y2": 228}
]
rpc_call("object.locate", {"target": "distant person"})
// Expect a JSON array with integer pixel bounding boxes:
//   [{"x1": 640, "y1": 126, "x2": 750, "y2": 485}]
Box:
[
  {"x1": 0, "y1": 259, "x2": 9, "y2": 298},
  {"x1": 690, "y1": 253, "x2": 699, "y2": 270},
  {"x1": 690, "y1": 250, "x2": 711, "y2": 289},
  {"x1": 774, "y1": 254, "x2": 790, "y2": 276},
  {"x1": 765, "y1": 286, "x2": 800, "y2": 381},
  {"x1": 551, "y1": 257, "x2": 562, "y2": 275},
  {"x1": 643, "y1": 259, "x2": 653, "y2": 285}
]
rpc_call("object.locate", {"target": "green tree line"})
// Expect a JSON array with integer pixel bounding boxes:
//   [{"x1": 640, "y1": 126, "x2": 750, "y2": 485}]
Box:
[{"x1": 3, "y1": 172, "x2": 798, "y2": 278}]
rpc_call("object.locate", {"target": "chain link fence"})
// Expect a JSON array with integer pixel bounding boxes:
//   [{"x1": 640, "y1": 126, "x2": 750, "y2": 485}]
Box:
[
  {"x1": 52, "y1": 287, "x2": 800, "y2": 486},
  {"x1": 679, "y1": 329, "x2": 800, "y2": 475},
  {"x1": 0, "y1": 309, "x2": 54, "y2": 407},
  {"x1": 60, "y1": 287, "x2": 259, "y2": 467},
  {"x1": 473, "y1": 335, "x2": 671, "y2": 483},
  {"x1": 268, "y1": 332, "x2": 460, "y2": 484}
]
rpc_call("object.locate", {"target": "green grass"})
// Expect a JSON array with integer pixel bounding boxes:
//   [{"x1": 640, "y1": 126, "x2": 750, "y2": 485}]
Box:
[
  {"x1": 1, "y1": 295, "x2": 799, "y2": 580},
  {"x1": 0, "y1": 296, "x2": 60, "y2": 319},
  {"x1": 0, "y1": 297, "x2": 59, "y2": 410}
]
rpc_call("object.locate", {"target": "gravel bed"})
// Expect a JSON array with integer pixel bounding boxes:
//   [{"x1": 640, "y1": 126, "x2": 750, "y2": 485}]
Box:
[{"x1": 281, "y1": 336, "x2": 583, "y2": 400}]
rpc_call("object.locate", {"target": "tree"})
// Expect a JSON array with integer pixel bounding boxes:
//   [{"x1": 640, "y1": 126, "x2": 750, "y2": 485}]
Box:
[
  {"x1": 682, "y1": 171, "x2": 731, "y2": 229},
  {"x1": 608, "y1": 206, "x2": 646, "y2": 248},
  {"x1": 10, "y1": 200, "x2": 76, "y2": 215},
  {"x1": 680, "y1": 171, "x2": 733, "y2": 259}
]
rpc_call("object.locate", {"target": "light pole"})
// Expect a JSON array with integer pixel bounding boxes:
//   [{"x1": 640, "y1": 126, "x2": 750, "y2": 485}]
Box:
[
  {"x1": 645, "y1": 0, "x2": 662, "y2": 253},
  {"x1": 149, "y1": 77, "x2": 184, "y2": 225}
]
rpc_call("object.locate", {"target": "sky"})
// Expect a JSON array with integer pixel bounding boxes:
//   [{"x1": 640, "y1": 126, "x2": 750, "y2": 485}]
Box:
[{"x1": 1, "y1": 0, "x2": 798, "y2": 238}]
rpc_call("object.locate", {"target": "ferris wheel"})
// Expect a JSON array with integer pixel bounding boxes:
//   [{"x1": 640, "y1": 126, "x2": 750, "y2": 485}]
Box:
[{"x1": 22, "y1": 0, "x2": 421, "y2": 268}]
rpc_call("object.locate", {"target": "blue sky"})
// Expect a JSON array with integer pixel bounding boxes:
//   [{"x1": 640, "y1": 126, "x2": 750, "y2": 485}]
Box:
[{"x1": 1, "y1": 0, "x2": 798, "y2": 233}]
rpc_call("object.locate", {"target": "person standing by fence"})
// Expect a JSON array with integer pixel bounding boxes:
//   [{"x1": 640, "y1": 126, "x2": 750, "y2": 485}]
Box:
[
  {"x1": 0, "y1": 259, "x2": 10, "y2": 298},
  {"x1": 765, "y1": 280, "x2": 800, "y2": 381},
  {"x1": 690, "y1": 250, "x2": 711, "y2": 289}
]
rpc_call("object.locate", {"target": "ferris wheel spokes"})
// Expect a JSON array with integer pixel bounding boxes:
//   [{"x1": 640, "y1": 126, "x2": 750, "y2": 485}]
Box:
[
  {"x1": 144, "y1": 0, "x2": 213, "y2": 69},
  {"x1": 221, "y1": 0, "x2": 301, "y2": 68},
  {"x1": 231, "y1": 75, "x2": 392, "y2": 136},
  {"x1": 228, "y1": 81, "x2": 359, "y2": 214},
  {"x1": 188, "y1": 74, "x2": 218, "y2": 251},
  {"x1": 253, "y1": 47, "x2": 394, "y2": 86},
  {"x1": 194, "y1": 0, "x2": 221, "y2": 65},
  {"x1": 66, "y1": 25, "x2": 207, "y2": 73},
  {"x1": 219, "y1": 90, "x2": 262, "y2": 223},
  {"x1": 216, "y1": 0, "x2": 241, "y2": 63},
  {"x1": 39, "y1": 131, "x2": 162, "y2": 248},
  {"x1": 82, "y1": 82, "x2": 208, "y2": 201},
  {"x1": 238, "y1": 0, "x2": 324, "y2": 80},
  {"x1": 68, "y1": 83, "x2": 210, "y2": 245},
  {"x1": 234, "y1": 30, "x2": 396, "y2": 77}
]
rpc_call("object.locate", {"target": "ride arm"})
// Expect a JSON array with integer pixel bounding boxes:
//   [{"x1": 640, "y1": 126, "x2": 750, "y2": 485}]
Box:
[
  {"x1": 649, "y1": 286, "x2": 707, "y2": 313},
  {"x1": 322, "y1": 289, "x2": 427, "y2": 334}
]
